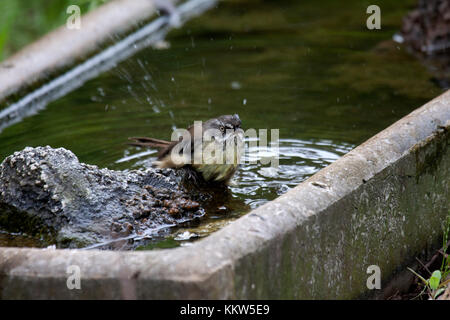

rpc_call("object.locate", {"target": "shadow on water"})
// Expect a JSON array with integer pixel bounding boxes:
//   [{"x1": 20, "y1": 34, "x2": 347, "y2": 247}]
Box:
[{"x1": 0, "y1": 0, "x2": 444, "y2": 249}]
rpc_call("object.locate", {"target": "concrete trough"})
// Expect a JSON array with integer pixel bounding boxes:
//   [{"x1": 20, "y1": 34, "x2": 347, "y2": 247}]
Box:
[
  {"x1": 0, "y1": 0, "x2": 449, "y2": 300},
  {"x1": 0, "y1": 90, "x2": 448, "y2": 299}
]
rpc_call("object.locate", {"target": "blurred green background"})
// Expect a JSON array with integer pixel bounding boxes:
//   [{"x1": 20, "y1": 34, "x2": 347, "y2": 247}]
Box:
[{"x1": 0, "y1": 0, "x2": 109, "y2": 61}]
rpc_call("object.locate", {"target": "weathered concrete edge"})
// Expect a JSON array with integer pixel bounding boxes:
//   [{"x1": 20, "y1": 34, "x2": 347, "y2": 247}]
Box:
[
  {"x1": 0, "y1": 0, "x2": 166, "y2": 105},
  {"x1": 0, "y1": 90, "x2": 449, "y2": 299}
]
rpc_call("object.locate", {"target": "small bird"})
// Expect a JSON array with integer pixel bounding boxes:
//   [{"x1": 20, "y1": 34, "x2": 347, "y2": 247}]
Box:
[{"x1": 129, "y1": 114, "x2": 244, "y2": 185}]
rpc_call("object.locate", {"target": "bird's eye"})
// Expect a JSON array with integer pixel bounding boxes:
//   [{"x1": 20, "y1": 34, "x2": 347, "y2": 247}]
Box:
[{"x1": 219, "y1": 126, "x2": 225, "y2": 132}]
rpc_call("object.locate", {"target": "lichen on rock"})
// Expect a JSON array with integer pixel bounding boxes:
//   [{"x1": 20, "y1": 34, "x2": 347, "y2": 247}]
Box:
[{"x1": 0, "y1": 146, "x2": 218, "y2": 249}]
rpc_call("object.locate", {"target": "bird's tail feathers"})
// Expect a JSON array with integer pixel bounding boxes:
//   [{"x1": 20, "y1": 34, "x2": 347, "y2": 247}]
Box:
[{"x1": 127, "y1": 137, "x2": 171, "y2": 149}]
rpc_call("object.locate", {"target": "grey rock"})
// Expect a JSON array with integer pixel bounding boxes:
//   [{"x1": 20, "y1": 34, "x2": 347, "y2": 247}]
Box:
[{"x1": 0, "y1": 146, "x2": 217, "y2": 249}]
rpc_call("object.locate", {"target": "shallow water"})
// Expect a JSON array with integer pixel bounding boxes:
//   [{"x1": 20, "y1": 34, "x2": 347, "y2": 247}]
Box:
[{"x1": 0, "y1": 0, "x2": 443, "y2": 249}]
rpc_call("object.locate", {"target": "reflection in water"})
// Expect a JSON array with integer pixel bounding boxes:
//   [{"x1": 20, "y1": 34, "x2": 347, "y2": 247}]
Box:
[
  {"x1": 233, "y1": 138, "x2": 354, "y2": 208},
  {"x1": 0, "y1": 230, "x2": 46, "y2": 248}
]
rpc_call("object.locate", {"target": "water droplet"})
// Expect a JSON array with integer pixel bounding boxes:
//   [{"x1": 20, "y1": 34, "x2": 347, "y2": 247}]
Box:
[
  {"x1": 174, "y1": 231, "x2": 197, "y2": 241},
  {"x1": 231, "y1": 81, "x2": 241, "y2": 90},
  {"x1": 97, "y1": 87, "x2": 105, "y2": 96},
  {"x1": 392, "y1": 33, "x2": 404, "y2": 43}
]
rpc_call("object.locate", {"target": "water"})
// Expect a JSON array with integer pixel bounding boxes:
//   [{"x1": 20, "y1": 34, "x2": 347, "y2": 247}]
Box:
[{"x1": 0, "y1": 0, "x2": 443, "y2": 249}]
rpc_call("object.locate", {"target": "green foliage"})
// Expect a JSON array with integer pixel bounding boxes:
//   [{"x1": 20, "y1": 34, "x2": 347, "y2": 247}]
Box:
[
  {"x1": 407, "y1": 213, "x2": 450, "y2": 300},
  {"x1": 429, "y1": 270, "x2": 441, "y2": 290},
  {"x1": 0, "y1": 0, "x2": 109, "y2": 61},
  {"x1": 407, "y1": 268, "x2": 445, "y2": 300}
]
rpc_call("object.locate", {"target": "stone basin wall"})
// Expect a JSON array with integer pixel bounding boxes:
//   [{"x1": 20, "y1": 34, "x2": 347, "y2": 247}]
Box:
[{"x1": 0, "y1": 90, "x2": 448, "y2": 299}]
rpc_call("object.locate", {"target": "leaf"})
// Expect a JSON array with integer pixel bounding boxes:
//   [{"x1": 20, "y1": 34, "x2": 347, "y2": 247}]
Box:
[
  {"x1": 429, "y1": 270, "x2": 442, "y2": 290},
  {"x1": 433, "y1": 288, "x2": 445, "y2": 300}
]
